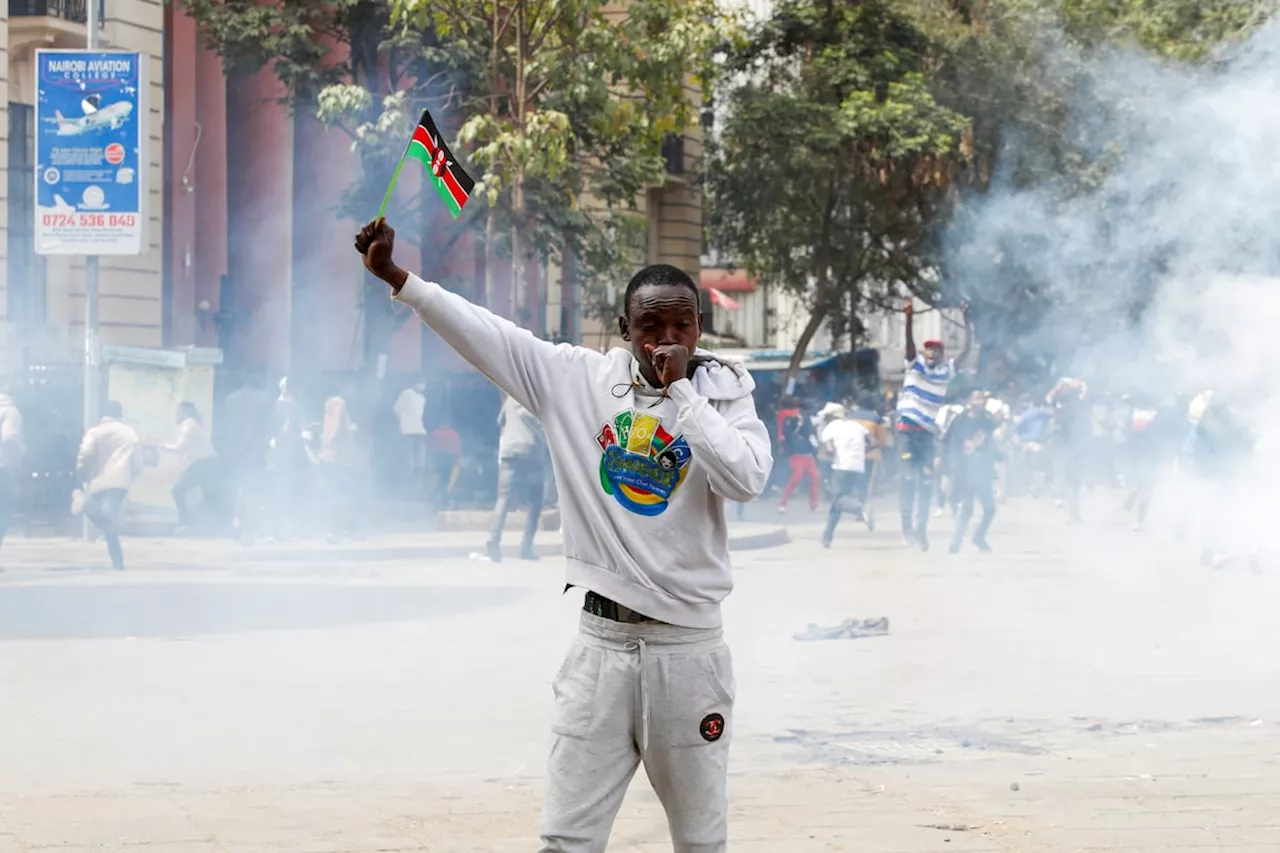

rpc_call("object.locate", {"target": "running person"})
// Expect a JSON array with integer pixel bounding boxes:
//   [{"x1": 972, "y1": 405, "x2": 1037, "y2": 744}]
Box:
[
  {"x1": 945, "y1": 389, "x2": 1000, "y2": 554},
  {"x1": 895, "y1": 299, "x2": 971, "y2": 551},
  {"x1": 818, "y1": 405, "x2": 873, "y2": 547},
  {"x1": 355, "y1": 218, "x2": 772, "y2": 853}
]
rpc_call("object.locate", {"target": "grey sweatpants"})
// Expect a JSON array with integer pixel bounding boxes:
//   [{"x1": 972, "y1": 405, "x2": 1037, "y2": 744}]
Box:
[{"x1": 540, "y1": 612, "x2": 735, "y2": 853}]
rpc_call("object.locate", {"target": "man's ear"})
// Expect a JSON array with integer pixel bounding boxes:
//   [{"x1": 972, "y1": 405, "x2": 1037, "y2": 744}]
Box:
[{"x1": 618, "y1": 316, "x2": 630, "y2": 342}]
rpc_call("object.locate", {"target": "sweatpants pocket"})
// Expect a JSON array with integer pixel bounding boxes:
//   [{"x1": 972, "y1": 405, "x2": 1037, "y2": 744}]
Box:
[
  {"x1": 550, "y1": 639, "x2": 602, "y2": 739},
  {"x1": 660, "y1": 644, "x2": 735, "y2": 749}
]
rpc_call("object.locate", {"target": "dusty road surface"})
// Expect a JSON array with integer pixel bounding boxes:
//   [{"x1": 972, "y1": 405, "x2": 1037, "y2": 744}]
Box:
[{"x1": 2, "y1": 499, "x2": 1279, "y2": 852}]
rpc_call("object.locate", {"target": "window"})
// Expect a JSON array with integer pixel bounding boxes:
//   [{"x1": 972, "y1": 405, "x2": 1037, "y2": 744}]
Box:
[
  {"x1": 661, "y1": 133, "x2": 684, "y2": 176},
  {"x1": 7, "y1": 104, "x2": 47, "y2": 324},
  {"x1": 9, "y1": 0, "x2": 105, "y2": 26},
  {"x1": 699, "y1": 289, "x2": 715, "y2": 334}
]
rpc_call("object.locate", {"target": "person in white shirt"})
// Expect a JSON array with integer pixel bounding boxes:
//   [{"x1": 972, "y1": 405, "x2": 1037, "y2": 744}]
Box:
[
  {"x1": 393, "y1": 381, "x2": 428, "y2": 497},
  {"x1": 490, "y1": 394, "x2": 548, "y2": 562},
  {"x1": 76, "y1": 400, "x2": 141, "y2": 570},
  {"x1": 355, "y1": 217, "x2": 771, "y2": 853},
  {"x1": 819, "y1": 405, "x2": 874, "y2": 547},
  {"x1": 164, "y1": 401, "x2": 220, "y2": 532}
]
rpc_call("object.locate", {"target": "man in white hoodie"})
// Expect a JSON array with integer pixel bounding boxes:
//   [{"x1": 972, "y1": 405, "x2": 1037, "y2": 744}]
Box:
[{"x1": 355, "y1": 218, "x2": 771, "y2": 853}]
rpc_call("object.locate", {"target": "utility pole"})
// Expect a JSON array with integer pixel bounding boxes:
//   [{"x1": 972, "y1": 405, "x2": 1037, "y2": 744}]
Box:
[{"x1": 83, "y1": 0, "x2": 101, "y2": 539}]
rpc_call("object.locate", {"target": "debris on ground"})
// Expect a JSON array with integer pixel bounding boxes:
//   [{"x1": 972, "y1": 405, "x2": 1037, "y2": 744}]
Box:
[{"x1": 793, "y1": 617, "x2": 890, "y2": 641}]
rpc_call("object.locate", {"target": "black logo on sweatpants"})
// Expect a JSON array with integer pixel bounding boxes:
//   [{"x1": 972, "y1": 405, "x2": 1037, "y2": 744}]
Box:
[{"x1": 700, "y1": 713, "x2": 725, "y2": 742}]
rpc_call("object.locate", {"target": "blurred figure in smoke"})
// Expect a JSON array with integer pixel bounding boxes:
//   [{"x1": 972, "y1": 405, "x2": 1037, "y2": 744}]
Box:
[
  {"x1": 163, "y1": 401, "x2": 221, "y2": 534},
  {"x1": 776, "y1": 396, "x2": 820, "y2": 514},
  {"x1": 1047, "y1": 377, "x2": 1090, "y2": 524},
  {"x1": 0, "y1": 382, "x2": 24, "y2": 563},
  {"x1": 428, "y1": 420, "x2": 462, "y2": 507},
  {"x1": 945, "y1": 389, "x2": 1001, "y2": 554},
  {"x1": 1122, "y1": 395, "x2": 1178, "y2": 532},
  {"x1": 1011, "y1": 395, "x2": 1052, "y2": 496},
  {"x1": 318, "y1": 388, "x2": 363, "y2": 543},
  {"x1": 1184, "y1": 391, "x2": 1255, "y2": 568},
  {"x1": 488, "y1": 393, "x2": 548, "y2": 562},
  {"x1": 75, "y1": 400, "x2": 140, "y2": 571},
  {"x1": 393, "y1": 380, "x2": 429, "y2": 499},
  {"x1": 220, "y1": 373, "x2": 273, "y2": 545},
  {"x1": 894, "y1": 299, "x2": 972, "y2": 552},
  {"x1": 268, "y1": 377, "x2": 308, "y2": 539},
  {"x1": 850, "y1": 392, "x2": 886, "y2": 507},
  {"x1": 819, "y1": 403, "x2": 876, "y2": 547},
  {"x1": 934, "y1": 397, "x2": 966, "y2": 518},
  {"x1": 984, "y1": 390, "x2": 1012, "y2": 503}
]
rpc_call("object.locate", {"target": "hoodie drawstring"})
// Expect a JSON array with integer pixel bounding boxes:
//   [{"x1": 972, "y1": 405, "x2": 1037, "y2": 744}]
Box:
[{"x1": 627, "y1": 637, "x2": 651, "y2": 753}]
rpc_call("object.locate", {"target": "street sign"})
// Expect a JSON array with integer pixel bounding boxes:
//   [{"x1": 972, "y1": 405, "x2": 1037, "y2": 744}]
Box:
[{"x1": 34, "y1": 50, "x2": 148, "y2": 256}]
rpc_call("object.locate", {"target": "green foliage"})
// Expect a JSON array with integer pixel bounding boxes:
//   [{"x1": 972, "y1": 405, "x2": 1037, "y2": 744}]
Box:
[
  {"x1": 704, "y1": 0, "x2": 1273, "y2": 378},
  {"x1": 706, "y1": 0, "x2": 971, "y2": 367},
  {"x1": 380, "y1": 0, "x2": 727, "y2": 320},
  {"x1": 910, "y1": 0, "x2": 1275, "y2": 379},
  {"x1": 172, "y1": 0, "x2": 724, "y2": 337}
]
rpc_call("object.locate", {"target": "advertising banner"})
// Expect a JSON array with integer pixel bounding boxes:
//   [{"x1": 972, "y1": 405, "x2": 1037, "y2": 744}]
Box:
[{"x1": 34, "y1": 50, "x2": 148, "y2": 256}]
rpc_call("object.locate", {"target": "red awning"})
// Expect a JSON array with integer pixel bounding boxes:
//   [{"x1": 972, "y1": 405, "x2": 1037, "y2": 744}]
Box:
[
  {"x1": 700, "y1": 267, "x2": 756, "y2": 293},
  {"x1": 707, "y1": 288, "x2": 740, "y2": 310}
]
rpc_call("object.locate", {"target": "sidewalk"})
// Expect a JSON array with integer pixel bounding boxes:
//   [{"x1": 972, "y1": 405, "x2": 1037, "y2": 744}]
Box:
[{"x1": 0, "y1": 523, "x2": 790, "y2": 571}]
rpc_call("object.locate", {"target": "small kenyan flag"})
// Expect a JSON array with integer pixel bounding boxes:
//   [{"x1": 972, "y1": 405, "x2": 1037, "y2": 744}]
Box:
[{"x1": 377, "y1": 109, "x2": 475, "y2": 220}]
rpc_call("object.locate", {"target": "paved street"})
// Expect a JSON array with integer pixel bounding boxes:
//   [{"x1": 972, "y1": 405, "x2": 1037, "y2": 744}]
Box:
[{"x1": 3, "y1": 495, "x2": 1280, "y2": 851}]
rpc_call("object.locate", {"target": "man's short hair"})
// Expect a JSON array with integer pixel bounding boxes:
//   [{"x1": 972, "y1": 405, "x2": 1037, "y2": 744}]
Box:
[
  {"x1": 103, "y1": 400, "x2": 124, "y2": 420},
  {"x1": 623, "y1": 264, "x2": 699, "y2": 316}
]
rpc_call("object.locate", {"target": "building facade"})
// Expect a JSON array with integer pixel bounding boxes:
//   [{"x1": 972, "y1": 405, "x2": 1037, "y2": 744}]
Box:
[
  {"x1": 0, "y1": 4, "x2": 705, "y2": 383},
  {"x1": 2, "y1": 0, "x2": 166, "y2": 369}
]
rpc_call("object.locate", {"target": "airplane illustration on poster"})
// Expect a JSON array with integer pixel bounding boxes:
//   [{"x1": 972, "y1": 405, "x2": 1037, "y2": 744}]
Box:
[{"x1": 51, "y1": 100, "x2": 134, "y2": 136}]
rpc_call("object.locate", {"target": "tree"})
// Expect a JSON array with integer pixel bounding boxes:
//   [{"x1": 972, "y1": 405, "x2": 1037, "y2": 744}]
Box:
[
  {"x1": 173, "y1": 0, "x2": 455, "y2": 369},
  {"x1": 175, "y1": 0, "x2": 725, "y2": 359},
  {"x1": 706, "y1": 0, "x2": 971, "y2": 380},
  {"x1": 911, "y1": 0, "x2": 1277, "y2": 381},
  {"x1": 348, "y1": 0, "x2": 727, "y2": 334}
]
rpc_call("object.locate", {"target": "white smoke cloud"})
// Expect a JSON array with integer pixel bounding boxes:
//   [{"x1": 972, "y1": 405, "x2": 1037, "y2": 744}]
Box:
[{"x1": 947, "y1": 20, "x2": 1280, "y2": 556}]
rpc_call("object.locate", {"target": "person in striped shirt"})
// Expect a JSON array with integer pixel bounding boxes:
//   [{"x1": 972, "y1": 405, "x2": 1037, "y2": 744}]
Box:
[{"x1": 895, "y1": 299, "x2": 972, "y2": 550}]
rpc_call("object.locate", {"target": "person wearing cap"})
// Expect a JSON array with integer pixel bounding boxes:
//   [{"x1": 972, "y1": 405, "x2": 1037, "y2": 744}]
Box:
[{"x1": 894, "y1": 299, "x2": 972, "y2": 551}]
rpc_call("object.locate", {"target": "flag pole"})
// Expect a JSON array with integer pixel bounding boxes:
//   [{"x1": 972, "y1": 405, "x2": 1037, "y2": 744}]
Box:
[{"x1": 376, "y1": 144, "x2": 410, "y2": 220}]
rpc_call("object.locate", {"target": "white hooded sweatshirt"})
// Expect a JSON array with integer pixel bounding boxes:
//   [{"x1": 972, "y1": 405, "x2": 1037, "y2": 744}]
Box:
[{"x1": 395, "y1": 274, "x2": 772, "y2": 628}]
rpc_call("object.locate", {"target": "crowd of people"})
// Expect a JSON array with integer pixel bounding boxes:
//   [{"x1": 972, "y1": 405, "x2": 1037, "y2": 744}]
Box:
[
  {"x1": 0, "y1": 298, "x2": 1259, "y2": 577},
  {"x1": 764, "y1": 348, "x2": 1257, "y2": 566}
]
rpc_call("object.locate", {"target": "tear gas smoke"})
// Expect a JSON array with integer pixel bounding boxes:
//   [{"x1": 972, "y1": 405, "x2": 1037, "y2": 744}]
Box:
[{"x1": 946, "y1": 21, "x2": 1280, "y2": 557}]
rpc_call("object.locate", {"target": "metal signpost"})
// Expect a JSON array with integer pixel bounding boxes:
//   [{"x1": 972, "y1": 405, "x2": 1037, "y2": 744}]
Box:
[{"x1": 34, "y1": 13, "x2": 148, "y2": 536}]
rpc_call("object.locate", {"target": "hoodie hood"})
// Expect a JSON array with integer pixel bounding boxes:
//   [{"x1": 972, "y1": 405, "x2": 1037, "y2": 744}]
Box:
[{"x1": 690, "y1": 347, "x2": 756, "y2": 402}]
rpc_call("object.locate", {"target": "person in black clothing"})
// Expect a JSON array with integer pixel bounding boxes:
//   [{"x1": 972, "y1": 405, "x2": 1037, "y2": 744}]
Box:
[
  {"x1": 946, "y1": 389, "x2": 1001, "y2": 554},
  {"x1": 1048, "y1": 378, "x2": 1090, "y2": 524}
]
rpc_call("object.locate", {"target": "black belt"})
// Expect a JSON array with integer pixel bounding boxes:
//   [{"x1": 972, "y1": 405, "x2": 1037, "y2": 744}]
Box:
[{"x1": 583, "y1": 590, "x2": 659, "y2": 624}]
